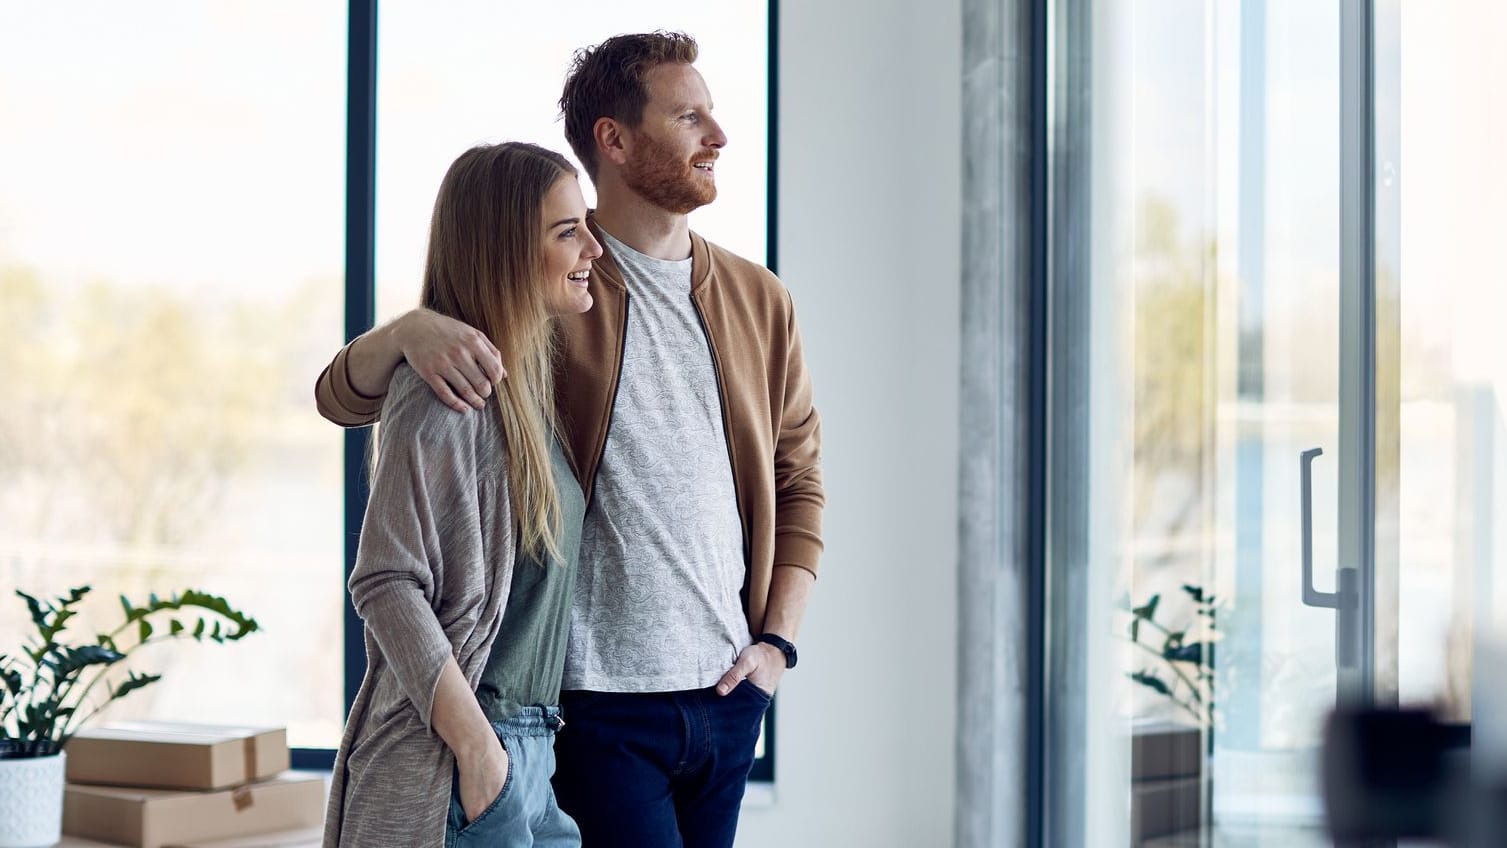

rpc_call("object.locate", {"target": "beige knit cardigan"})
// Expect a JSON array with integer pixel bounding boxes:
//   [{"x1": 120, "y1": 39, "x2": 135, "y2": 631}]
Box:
[{"x1": 322, "y1": 365, "x2": 516, "y2": 848}]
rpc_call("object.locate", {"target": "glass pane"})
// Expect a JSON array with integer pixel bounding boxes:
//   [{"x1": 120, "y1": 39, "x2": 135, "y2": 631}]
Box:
[
  {"x1": 1392, "y1": 1, "x2": 1507, "y2": 717},
  {"x1": 1056, "y1": 1, "x2": 1346, "y2": 844},
  {"x1": 375, "y1": 3, "x2": 769, "y2": 324},
  {"x1": 373, "y1": 3, "x2": 772, "y2": 770},
  {"x1": 0, "y1": 3, "x2": 347, "y2": 749}
]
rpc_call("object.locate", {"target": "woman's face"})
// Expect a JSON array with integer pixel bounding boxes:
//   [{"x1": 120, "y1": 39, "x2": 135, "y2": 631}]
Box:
[{"x1": 539, "y1": 174, "x2": 602, "y2": 317}]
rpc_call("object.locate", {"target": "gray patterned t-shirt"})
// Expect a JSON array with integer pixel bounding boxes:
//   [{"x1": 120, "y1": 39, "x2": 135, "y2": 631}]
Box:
[{"x1": 560, "y1": 229, "x2": 751, "y2": 692}]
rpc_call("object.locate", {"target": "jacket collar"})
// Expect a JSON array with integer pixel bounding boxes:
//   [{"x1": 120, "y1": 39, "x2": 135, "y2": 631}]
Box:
[{"x1": 586, "y1": 214, "x2": 714, "y2": 295}]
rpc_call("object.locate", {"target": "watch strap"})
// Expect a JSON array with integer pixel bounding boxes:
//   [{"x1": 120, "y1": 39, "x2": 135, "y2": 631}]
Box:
[{"x1": 756, "y1": 633, "x2": 797, "y2": 669}]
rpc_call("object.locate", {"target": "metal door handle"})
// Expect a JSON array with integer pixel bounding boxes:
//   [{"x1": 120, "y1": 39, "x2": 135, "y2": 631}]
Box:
[
  {"x1": 1301, "y1": 447, "x2": 1337, "y2": 608},
  {"x1": 1300, "y1": 447, "x2": 1359, "y2": 669}
]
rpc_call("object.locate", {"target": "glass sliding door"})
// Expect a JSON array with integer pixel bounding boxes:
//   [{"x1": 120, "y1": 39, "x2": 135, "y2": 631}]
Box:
[
  {"x1": 1047, "y1": 0, "x2": 1351, "y2": 840},
  {"x1": 1037, "y1": 0, "x2": 1507, "y2": 844}
]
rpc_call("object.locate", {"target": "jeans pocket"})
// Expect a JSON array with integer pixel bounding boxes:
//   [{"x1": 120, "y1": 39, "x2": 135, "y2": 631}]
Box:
[
  {"x1": 454, "y1": 739, "x2": 514, "y2": 836},
  {"x1": 736, "y1": 679, "x2": 774, "y2": 704}
]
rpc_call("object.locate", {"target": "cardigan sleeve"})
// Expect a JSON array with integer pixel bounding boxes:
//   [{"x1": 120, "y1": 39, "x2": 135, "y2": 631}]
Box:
[
  {"x1": 314, "y1": 341, "x2": 387, "y2": 427},
  {"x1": 771, "y1": 294, "x2": 826, "y2": 578},
  {"x1": 347, "y1": 367, "x2": 496, "y2": 732}
]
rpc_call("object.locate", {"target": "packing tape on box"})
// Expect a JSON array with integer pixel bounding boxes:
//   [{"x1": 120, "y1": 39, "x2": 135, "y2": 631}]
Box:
[
  {"x1": 232, "y1": 784, "x2": 254, "y2": 812},
  {"x1": 244, "y1": 736, "x2": 258, "y2": 783}
]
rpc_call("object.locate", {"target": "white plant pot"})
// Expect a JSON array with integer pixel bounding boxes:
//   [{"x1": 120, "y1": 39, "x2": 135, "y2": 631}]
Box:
[{"x1": 0, "y1": 751, "x2": 65, "y2": 848}]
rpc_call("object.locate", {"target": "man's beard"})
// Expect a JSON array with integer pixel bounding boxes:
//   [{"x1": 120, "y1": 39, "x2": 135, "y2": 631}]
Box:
[{"x1": 622, "y1": 132, "x2": 716, "y2": 214}]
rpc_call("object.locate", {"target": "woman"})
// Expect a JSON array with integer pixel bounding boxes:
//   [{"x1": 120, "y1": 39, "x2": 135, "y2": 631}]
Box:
[{"x1": 323, "y1": 142, "x2": 601, "y2": 847}]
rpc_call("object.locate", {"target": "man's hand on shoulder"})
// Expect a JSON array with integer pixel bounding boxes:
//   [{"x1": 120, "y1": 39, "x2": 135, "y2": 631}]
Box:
[{"x1": 391, "y1": 308, "x2": 508, "y2": 413}]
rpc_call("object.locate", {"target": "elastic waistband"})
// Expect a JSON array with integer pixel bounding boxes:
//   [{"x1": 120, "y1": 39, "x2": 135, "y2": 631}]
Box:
[{"x1": 491, "y1": 704, "x2": 564, "y2": 737}]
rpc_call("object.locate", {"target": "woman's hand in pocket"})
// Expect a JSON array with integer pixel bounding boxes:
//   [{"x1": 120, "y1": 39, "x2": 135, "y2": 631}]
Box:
[{"x1": 456, "y1": 735, "x2": 509, "y2": 822}]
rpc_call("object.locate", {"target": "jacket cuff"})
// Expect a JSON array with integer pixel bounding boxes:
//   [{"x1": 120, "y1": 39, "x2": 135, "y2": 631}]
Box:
[
  {"x1": 319, "y1": 345, "x2": 385, "y2": 424},
  {"x1": 773, "y1": 532, "x2": 824, "y2": 579},
  {"x1": 355, "y1": 582, "x2": 453, "y2": 732}
]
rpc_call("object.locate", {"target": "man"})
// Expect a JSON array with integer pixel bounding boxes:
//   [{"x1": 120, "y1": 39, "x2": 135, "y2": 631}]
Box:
[{"x1": 314, "y1": 31, "x2": 823, "y2": 848}]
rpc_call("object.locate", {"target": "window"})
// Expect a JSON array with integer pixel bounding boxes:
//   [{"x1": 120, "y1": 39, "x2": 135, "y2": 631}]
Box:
[
  {"x1": 1042, "y1": 0, "x2": 1507, "y2": 844},
  {"x1": 3, "y1": 0, "x2": 776, "y2": 777},
  {"x1": 374, "y1": 3, "x2": 769, "y2": 325},
  {"x1": 0, "y1": 2, "x2": 348, "y2": 750},
  {"x1": 368, "y1": 2, "x2": 774, "y2": 778}
]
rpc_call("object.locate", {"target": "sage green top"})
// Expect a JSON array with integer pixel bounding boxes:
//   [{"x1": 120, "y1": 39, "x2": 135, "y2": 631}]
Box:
[{"x1": 475, "y1": 437, "x2": 584, "y2": 721}]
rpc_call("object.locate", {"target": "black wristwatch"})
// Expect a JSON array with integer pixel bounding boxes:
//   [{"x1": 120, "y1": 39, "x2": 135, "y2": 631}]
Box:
[{"x1": 756, "y1": 633, "x2": 798, "y2": 669}]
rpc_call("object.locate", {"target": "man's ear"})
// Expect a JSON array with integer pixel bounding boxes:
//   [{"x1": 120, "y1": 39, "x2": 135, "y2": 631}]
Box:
[{"x1": 595, "y1": 117, "x2": 630, "y2": 168}]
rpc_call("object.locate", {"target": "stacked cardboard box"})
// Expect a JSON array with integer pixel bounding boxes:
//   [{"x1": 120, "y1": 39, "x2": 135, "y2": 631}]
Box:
[
  {"x1": 59, "y1": 722, "x2": 325, "y2": 848},
  {"x1": 1130, "y1": 720, "x2": 1207, "y2": 845}
]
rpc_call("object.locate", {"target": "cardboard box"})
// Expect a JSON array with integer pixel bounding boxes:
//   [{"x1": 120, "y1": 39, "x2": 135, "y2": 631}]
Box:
[
  {"x1": 67, "y1": 721, "x2": 289, "y2": 791},
  {"x1": 167, "y1": 828, "x2": 324, "y2": 848},
  {"x1": 1130, "y1": 775, "x2": 1207, "y2": 843},
  {"x1": 1131, "y1": 720, "x2": 1204, "y2": 781},
  {"x1": 62, "y1": 772, "x2": 324, "y2": 848}
]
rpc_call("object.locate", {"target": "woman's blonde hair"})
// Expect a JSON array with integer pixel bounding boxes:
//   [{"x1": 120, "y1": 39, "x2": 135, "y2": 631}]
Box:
[{"x1": 419, "y1": 141, "x2": 577, "y2": 562}]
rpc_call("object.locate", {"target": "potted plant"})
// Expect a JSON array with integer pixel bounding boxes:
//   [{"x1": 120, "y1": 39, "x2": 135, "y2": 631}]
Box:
[
  {"x1": 0, "y1": 586, "x2": 257, "y2": 848},
  {"x1": 1122, "y1": 584, "x2": 1225, "y2": 844}
]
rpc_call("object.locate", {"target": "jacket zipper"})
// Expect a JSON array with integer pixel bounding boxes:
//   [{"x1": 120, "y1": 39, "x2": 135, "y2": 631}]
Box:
[{"x1": 690, "y1": 292, "x2": 753, "y2": 575}]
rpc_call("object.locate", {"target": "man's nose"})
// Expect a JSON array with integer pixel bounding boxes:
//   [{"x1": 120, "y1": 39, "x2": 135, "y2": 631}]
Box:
[{"x1": 705, "y1": 116, "x2": 728, "y2": 149}]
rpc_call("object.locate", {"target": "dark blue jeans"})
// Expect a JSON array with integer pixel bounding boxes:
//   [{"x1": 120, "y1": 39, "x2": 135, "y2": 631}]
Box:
[{"x1": 552, "y1": 681, "x2": 771, "y2": 848}]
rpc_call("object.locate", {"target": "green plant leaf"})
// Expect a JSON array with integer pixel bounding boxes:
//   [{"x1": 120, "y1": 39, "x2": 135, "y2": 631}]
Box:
[
  {"x1": 169, "y1": 619, "x2": 184, "y2": 636},
  {"x1": 1129, "y1": 670, "x2": 1173, "y2": 697},
  {"x1": 1131, "y1": 594, "x2": 1161, "y2": 621},
  {"x1": 138, "y1": 619, "x2": 153, "y2": 642},
  {"x1": 1, "y1": 666, "x2": 21, "y2": 698},
  {"x1": 40, "y1": 607, "x2": 77, "y2": 644},
  {"x1": 52, "y1": 645, "x2": 125, "y2": 677},
  {"x1": 113, "y1": 672, "x2": 161, "y2": 700},
  {"x1": 193, "y1": 619, "x2": 205, "y2": 640},
  {"x1": 1129, "y1": 619, "x2": 1141, "y2": 642},
  {"x1": 17, "y1": 590, "x2": 48, "y2": 629},
  {"x1": 1181, "y1": 584, "x2": 1205, "y2": 603},
  {"x1": 1164, "y1": 641, "x2": 1206, "y2": 664}
]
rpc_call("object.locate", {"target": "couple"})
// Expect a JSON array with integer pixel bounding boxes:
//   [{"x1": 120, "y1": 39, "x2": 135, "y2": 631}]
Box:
[{"x1": 319, "y1": 31, "x2": 824, "y2": 848}]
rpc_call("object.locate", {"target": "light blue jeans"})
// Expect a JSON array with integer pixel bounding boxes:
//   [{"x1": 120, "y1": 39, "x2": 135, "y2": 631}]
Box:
[{"x1": 445, "y1": 705, "x2": 580, "y2": 847}]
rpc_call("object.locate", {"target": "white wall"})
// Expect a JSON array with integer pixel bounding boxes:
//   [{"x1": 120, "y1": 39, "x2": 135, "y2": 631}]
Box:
[{"x1": 736, "y1": 1, "x2": 963, "y2": 845}]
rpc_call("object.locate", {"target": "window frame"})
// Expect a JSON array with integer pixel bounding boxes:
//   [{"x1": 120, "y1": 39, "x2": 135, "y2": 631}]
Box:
[{"x1": 294, "y1": 1, "x2": 781, "y2": 786}]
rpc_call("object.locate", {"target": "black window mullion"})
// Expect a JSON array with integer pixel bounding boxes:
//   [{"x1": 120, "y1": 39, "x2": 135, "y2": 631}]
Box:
[{"x1": 747, "y1": 0, "x2": 780, "y2": 786}]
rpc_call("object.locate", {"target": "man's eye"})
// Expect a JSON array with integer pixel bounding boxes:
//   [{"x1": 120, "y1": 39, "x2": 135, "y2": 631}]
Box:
[{"x1": 683, "y1": 113, "x2": 699, "y2": 122}]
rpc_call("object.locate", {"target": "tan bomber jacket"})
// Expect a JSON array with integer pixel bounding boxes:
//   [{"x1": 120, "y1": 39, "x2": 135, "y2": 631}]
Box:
[{"x1": 315, "y1": 223, "x2": 825, "y2": 636}]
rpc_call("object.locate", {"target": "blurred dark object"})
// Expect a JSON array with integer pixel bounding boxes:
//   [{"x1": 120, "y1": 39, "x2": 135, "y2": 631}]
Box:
[{"x1": 1322, "y1": 707, "x2": 1507, "y2": 846}]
